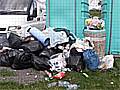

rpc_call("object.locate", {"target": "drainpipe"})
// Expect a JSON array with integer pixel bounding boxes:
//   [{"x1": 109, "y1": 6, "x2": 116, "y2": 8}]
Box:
[
  {"x1": 48, "y1": 0, "x2": 50, "y2": 27},
  {"x1": 74, "y1": 0, "x2": 77, "y2": 36},
  {"x1": 108, "y1": 0, "x2": 113, "y2": 54}
]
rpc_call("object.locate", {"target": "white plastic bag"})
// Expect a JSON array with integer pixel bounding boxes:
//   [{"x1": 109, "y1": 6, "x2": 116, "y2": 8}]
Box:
[
  {"x1": 99, "y1": 55, "x2": 114, "y2": 69},
  {"x1": 48, "y1": 53, "x2": 66, "y2": 72}
]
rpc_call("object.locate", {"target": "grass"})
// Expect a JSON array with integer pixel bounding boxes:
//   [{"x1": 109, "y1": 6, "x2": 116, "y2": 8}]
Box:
[
  {"x1": 0, "y1": 69, "x2": 16, "y2": 77},
  {"x1": 0, "y1": 59, "x2": 120, "y2": 90}
]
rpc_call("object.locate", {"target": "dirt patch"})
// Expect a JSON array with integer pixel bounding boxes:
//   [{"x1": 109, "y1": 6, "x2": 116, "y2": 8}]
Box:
[{"x1": 0, "y1": 67, "x2": 46, "y2": 84}]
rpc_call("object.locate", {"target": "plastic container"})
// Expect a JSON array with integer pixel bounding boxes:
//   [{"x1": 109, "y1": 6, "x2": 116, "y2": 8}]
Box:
[{"x1": 84, "y1": 29, "x2": 106, "y2": 58}]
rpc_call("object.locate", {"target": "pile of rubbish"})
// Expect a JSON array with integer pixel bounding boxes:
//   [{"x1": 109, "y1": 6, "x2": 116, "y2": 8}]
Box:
[
  {"x1": 48, "y1": 81, "x2": 80, "y2": 90},
  {"x1": 85, "y1": 16, "x2": 105, "y2": 30},
  {"x1": 0, "y1": 27, "x2": 114, "y2": 80}
]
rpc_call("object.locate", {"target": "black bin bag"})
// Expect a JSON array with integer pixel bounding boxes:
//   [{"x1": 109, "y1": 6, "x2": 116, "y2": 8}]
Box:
[
  {"x1": 0, "y1": 49, "x2": 33, "y2": 69},
  {"x1": 11, "y1": 51, "x2": 33, "y2": 70},
  {"x1": 7, "y1": 33, "x2": 23, "y2": 49},
  {"x1": 66, "y1": 48, "x2": 85, "y2": 72},
  {"x1": 0, "y1": 50, "x2": 15, "y2": 67},
  {"x1": 21, "y1": 40, "x2": 44, "y2": 55},
  {"x1": 0, "y1": 34, "x2": 9, "y2": 47},
  {"x1": 31, "y1": 48, "x2": 56, "y2": 71},
  {"x1": 0, "y1": 49, "x2": 22, "y2": 67},
  {"x1": 31, "y1": 54, "x2": 51, "y2": 71}
]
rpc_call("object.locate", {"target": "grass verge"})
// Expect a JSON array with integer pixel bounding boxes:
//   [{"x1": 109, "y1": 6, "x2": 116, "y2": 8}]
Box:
[
  {"x1": 0, "y1": 59, "x2": 120, "y2": 90},
  {"x1": 0, "y1": 69, "x2": 16, "y2": 77}
]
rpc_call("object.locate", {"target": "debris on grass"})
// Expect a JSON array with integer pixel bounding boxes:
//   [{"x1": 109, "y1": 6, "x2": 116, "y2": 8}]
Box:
[
  {"x1": 83, "y1": 73, "x2": 89, "y2": 78},
  {"x1": 110, "y1": 82, "x2": 114, "y2": 85},
  {"x1": 48, "y1": 81, "x2": 80, "y2": 90}
]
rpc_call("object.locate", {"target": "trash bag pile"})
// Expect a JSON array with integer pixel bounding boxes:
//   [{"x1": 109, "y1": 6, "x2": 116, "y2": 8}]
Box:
[
  {"x1": 85, "y1": 16, "x2": 105, "y2": 30},
  {"x1": 0, "y1": 27, "x2": 114, "y2": 79}
]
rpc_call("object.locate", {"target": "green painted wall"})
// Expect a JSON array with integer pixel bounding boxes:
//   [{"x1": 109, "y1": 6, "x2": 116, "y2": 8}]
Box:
[
  {"x1": 46, "y1": 0, "x2": 89, "y2": 38},
  {"x1": 102, "y1": 0, "x2": 120, "y2": 54}
]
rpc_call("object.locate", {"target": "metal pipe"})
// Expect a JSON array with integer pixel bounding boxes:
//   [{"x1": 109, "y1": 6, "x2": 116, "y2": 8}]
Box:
[
  {"x1": 108, "y1": 0, "x2": 113, "y2": 54},
  {"x1": 48, "y1": 0, "x2": 50, "y2": 27},
  {"x1": 74, "y1": 0, "x2": 77, "y2": 36}
]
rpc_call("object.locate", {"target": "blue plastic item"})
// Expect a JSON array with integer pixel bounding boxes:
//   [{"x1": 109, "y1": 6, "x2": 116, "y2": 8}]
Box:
[
  {"x1": 29, "y1": 27, "x2": 50, "y2": 46},
  {"x1": 83, "y1": 49, "x2": 99, "y2": 71}
]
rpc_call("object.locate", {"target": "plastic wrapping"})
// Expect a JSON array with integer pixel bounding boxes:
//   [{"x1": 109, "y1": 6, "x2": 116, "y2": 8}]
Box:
[{"x1": 29, "y1": 27, "x2": 50, "y2": 46}]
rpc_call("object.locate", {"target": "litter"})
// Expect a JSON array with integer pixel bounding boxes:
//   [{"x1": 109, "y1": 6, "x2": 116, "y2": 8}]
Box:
[
  {"x1": 47, "y1": 82, "x2": 57, "y2": 87},
  {"x1": 48, "y1": 81, "x2": 80, "y2": 90},
  {"x1": 34, "y1": 75, "x2": 38, "y2": 79},
  {"x1": 66, "y1": 47, "x2": 85, "y2": 72},
  {"x1": 0, "y1": 26, "x2": 115, "y2": 83},
  {"x1": 52, "y1": 72, "x2": 65, "y2": 79},
  {"x1": 83, "y1": 73, "x2": 89, "y2": 78},
  {"x1": 98, "y1": 55, "x2": 114, "y2": 69},
  {"x1": 83, "y1": 49, "x2": 99, "y2": 71},
  {"x1": 48, "y1": 53, "x2": 66, "y2": 72},
  {"x1": 110, "y1": 82, "x2": 114, "y2": 85},
  {"x1": 8, "y1": 33, "x2": 23, "y2": 49},
  {"x1": 27, "y1": 27, "x2": 50, "y2": 47}
]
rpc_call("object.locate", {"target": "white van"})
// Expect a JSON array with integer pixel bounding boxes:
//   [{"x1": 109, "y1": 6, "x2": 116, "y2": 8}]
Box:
[{"x1": 0, "y1": 0, "x2": 45, "y2": 38}]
